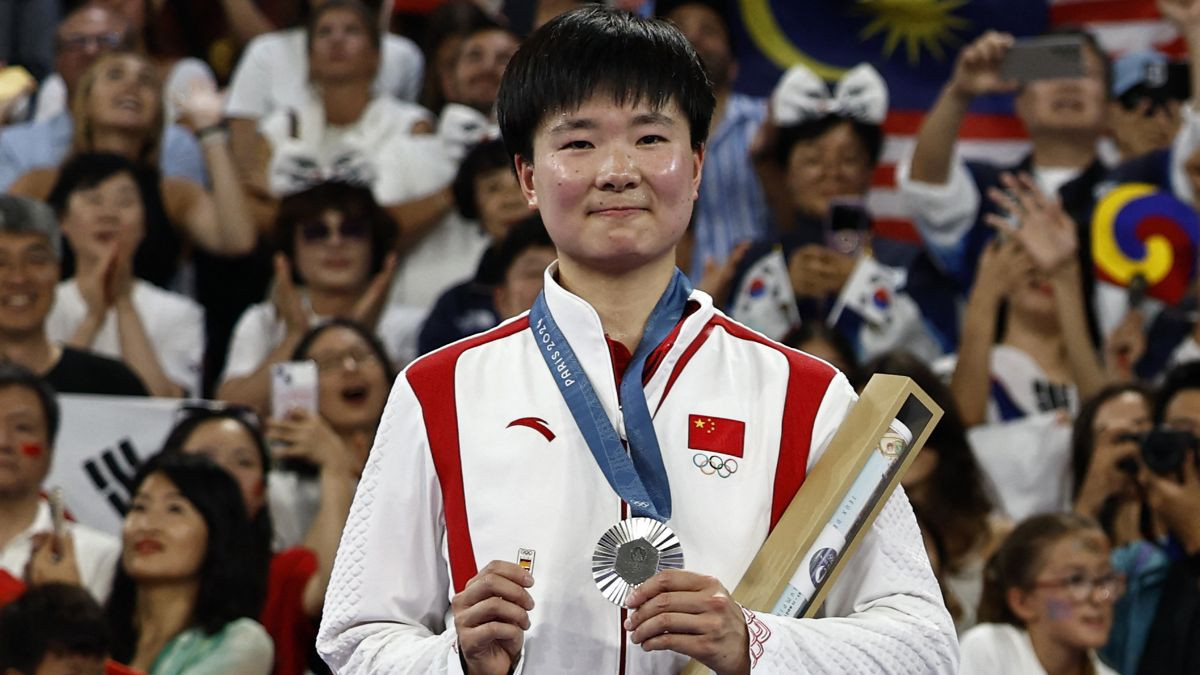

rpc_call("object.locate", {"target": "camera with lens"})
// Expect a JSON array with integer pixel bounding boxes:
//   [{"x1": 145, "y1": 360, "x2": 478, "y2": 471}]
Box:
[{"x1": 1116, "y1": 428, "x2": 1200, "y2": 476}]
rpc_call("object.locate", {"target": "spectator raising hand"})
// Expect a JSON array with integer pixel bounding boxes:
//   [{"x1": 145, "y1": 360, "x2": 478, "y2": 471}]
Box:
[
  {"x1": 950, "y1": 233, "x2": 1032, "y2": 427},
  {"x1": 984, "y1": 173, "x2": 1078, "y2": 274},
  {"x1": 1158, "y1": 0, "x2": 1200, "y2": 46},
  {"x1": 909, "y1": 31, "x2": 1019, "y2": 187},
  {"x1": 988, "y1": 173, "x2": 1109, "y2": 403}
]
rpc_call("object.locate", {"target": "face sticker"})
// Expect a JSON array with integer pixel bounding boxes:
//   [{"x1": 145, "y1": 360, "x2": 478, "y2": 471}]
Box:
[
  {"x1": 20, "y1": 442, "x2": 43, "y2": 457},
  {"x1": 1046, "y1": 598, "x2": 1075, "y2": 621}
]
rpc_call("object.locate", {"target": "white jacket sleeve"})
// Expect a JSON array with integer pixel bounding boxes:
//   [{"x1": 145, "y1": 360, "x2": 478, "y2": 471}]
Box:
[
  {"x1": 1170, "y1": 104, "x2": 1200, "y2": 206},
  {"x1": 896, "y1": 150, "x2": 981, "y2": 254},
  {"x1": 316, "y1": 375, "x2": 465, "y2": 674},
  {"x1": 744, "y1": 374, "x2": 959, "y2": 674}
]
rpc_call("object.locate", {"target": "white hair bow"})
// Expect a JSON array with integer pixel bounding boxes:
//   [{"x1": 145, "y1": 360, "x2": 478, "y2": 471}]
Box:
[{"x1": 771, "y1": 63, "x2": 889, "y2": 126}]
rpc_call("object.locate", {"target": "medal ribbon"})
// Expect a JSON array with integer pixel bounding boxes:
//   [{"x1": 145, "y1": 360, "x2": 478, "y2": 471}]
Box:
[{"x1": 529, "y1": 269, "x2": 692, "y2": 522}]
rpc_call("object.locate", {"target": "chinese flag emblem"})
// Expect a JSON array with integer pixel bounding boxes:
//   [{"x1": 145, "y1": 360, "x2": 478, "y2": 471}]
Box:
[{"x1": 688, "y1": 414, "x2": 745, "y2": 458}]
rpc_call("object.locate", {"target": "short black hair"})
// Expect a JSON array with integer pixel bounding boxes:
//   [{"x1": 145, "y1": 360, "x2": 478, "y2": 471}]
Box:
[
  {"x1": 497, "y1": 6, "x2": 715, "y2": 163},
  {"x1": 655, "y1": 0, "x2": 732, "y2": 48},
  {"x1": 46, "y1": 152, "x2": 140, "y2": 218},
  {"x1": 453, "y1": 138, "x2": 512, "y2": 221},
  {"x1": 1156, "y1": 361, "x2": 1200, "y2": 423},
  {"x1": 106, "y1": 453, "x2": 268, "y2": 662},
  {"x1": 493, "y1": 213, "x2": 554, "y2": 281},
  {"x1": 774, "y1": 116, "x2": 885, "y2": 168},
  {"x1": 0, "y1": 583, "x2": 110, "y2": 671},
  {"x1": 782, "y1": 322, "x2": 859, "y2": 383},
  {"x1": 459, "y1": 15, "x2": 515, "y2": 46},
  {"x1": 272, "y1": 180, "x2": 397, "y2": 281},
  {"x1": 46, "y1": 152, "x2": 180, "y2": 286},
  {"x1": 307, "y1": 0, "x2": 382, "y2": 53},
  {"x1": 0, "y1": 362, "x2": 60, "y2": 444}
]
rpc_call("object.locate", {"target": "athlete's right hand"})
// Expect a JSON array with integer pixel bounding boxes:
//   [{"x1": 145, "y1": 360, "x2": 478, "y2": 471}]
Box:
[
  {"x1": 452, "y1": 560, "x2": 535, "y2": 675},
  {"x1": 948, "y1": 31, "x2": 1019, "y2": 100}
]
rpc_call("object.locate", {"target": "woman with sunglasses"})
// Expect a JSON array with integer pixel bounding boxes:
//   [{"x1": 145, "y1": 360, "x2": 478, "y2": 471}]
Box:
[
  {"x1": 216, "y1": 180, "x2": 420, "y2": 415},
  {"x1": 962, "y1": 512, "x2": 1122, "y2": 675}
]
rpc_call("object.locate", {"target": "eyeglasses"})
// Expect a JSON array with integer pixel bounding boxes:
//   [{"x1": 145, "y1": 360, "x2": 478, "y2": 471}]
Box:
[
  {"x1": 57, "y1": 32, "x2": 124, "y2": 53},
  {"x1": 309, "y1": 348, "x2": 379, "y2": 373},
  {"x1": 298, "y1": 218, "x2": 369, "y2": 243},
  {"x1": 1032, "y1": 571, "x2": 1126, "y2": 603}
]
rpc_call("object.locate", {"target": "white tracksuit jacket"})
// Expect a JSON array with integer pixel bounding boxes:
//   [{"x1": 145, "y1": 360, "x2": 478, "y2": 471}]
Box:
[{"x1": 318, "y1": 270, "x2": 959, "y2": 674}]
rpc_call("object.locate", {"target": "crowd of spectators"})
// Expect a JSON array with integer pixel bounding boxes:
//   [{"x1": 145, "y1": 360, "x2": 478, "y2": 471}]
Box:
[{"x1": 2, "y1": 0, "x2": 1200, "y2": 673}]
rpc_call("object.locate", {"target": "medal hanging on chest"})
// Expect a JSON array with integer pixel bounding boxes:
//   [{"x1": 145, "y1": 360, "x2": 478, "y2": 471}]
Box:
[
  {"x1": 591, "y1": 517, "x2": 685, "y2": 605},
  {"x1": 529, "y1": 270, "x2": 692, "y2": 607}
]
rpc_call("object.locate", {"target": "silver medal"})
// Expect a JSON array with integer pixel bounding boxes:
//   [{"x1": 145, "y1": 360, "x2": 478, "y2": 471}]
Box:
[{"x1": 592, "y1": 517, "x2": 684, "y2": 606}]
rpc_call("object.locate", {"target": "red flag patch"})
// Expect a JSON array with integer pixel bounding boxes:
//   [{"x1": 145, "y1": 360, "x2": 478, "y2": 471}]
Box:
[{"x1": 688, "y1": 414, "x2": 745, "y2": 458}]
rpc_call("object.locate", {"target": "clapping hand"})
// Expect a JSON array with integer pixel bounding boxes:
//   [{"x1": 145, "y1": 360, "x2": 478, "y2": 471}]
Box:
[
  {"x1": 351, "y1": 252, "x2": 398, "y2": 331},
  {"x1": 271, "y1": 254, "x2": 310, "y2": 339}
]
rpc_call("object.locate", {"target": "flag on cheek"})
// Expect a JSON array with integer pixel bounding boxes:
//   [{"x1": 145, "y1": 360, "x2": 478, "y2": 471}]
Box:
[{"x1": 688, "y1": 414, "x2": 746, "y2": 458}]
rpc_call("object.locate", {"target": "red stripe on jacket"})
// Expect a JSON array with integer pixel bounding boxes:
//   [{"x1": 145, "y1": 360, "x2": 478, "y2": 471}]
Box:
[
  {"x1": 407, "y1": 318, "x2": 532, "y2": 593},
  {"x1": 708, "y1": 317, "x2": 837, "y2": 530}
]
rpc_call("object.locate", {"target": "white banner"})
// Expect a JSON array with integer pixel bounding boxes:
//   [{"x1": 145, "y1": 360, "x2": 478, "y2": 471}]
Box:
[
  {"x1": 968, "y1": 410, "x2": 1074, "y2": 522},
  {"x1": 47, "y1": 395, "x2": 182, "y2": 536}
]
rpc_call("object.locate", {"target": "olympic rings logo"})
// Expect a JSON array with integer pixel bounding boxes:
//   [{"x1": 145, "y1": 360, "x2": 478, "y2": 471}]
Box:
[{"x1": 693, "y1": 453, "x2": 738, "y2": 478}]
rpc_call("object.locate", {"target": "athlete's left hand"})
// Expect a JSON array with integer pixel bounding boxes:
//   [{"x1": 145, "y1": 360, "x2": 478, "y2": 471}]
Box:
[{"x1": 625, "y1": 569, "x2": 750, "y2": 675}]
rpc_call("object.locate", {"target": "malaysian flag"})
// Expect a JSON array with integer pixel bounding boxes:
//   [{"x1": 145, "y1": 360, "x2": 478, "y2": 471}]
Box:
[{"x1": 728, "y1": 0, "x2": 1184, "y2": 246}]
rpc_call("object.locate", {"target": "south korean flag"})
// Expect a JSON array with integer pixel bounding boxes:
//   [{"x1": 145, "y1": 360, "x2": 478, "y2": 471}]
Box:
[{"x1": 729, "y1": 247, "x2": 801, "y2": 341}]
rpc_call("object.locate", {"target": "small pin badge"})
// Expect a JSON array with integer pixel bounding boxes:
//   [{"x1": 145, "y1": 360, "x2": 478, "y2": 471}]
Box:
[{"x1": 518, "y1": 548, "x2": 536, "y2": 575}]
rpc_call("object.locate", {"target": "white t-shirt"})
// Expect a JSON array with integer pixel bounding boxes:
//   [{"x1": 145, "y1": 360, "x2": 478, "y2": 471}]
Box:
[
  {"x1": 988, "y1": 345, "x2": 1078, "y2": 424},
  {"x1": 45, "y1": 279, "x2": 205, "y2": 396},
  {"x1": 386, "y1": 211, "x2": 489, "y2": 313},
  {"x1": 267, "y1": 470, "x2": 322, "y2": 552},
  {"x1": 959, "y1": 623, "x2": 1117, "y2": 675},
  {"x1": 225, "y1": 27, "x2": 424, "y2": 121},
  {"x1": 0, "y1": 497, "x2": 120, "y2": 604},
  {"x1": 260, "y1": 92, "x2": 435, "y2": 201},
  {"x1": 220, "y1": 296, "x2": 426, "y2": 383}
]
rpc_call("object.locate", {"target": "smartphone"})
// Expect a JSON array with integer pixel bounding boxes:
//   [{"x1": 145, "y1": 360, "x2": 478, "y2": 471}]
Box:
[
  {"x1": 1000, "y1": 35, "x2": 1084, "y2": 83},
  {"x1": 270, "y1": 361, "x2": 318, "y2": 419},
  {"x1": 825, "y1": 200, "x2": 871, "y2": 257}
]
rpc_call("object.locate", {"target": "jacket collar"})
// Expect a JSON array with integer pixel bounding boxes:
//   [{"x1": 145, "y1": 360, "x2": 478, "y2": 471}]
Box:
[{"x1": 540, "y1": 261, "x2": 715, "y2": 423}]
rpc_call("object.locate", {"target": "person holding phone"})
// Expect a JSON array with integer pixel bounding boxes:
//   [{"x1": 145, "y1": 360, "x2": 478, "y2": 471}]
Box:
[
  {"x1": 718, "y1": 62, "x2": 941, "y2": 362},
  {"x1": 897, "y1": 28, "x2": 1110, "y2": 352},
  {"x1": 265, "y1": 318, "x2": 393, "y2": 552}
]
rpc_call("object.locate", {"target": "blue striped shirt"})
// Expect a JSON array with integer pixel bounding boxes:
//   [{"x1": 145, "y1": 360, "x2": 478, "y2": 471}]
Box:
[{"x1": 689, "y1": 93, "x2": 771, "y2": 278}]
